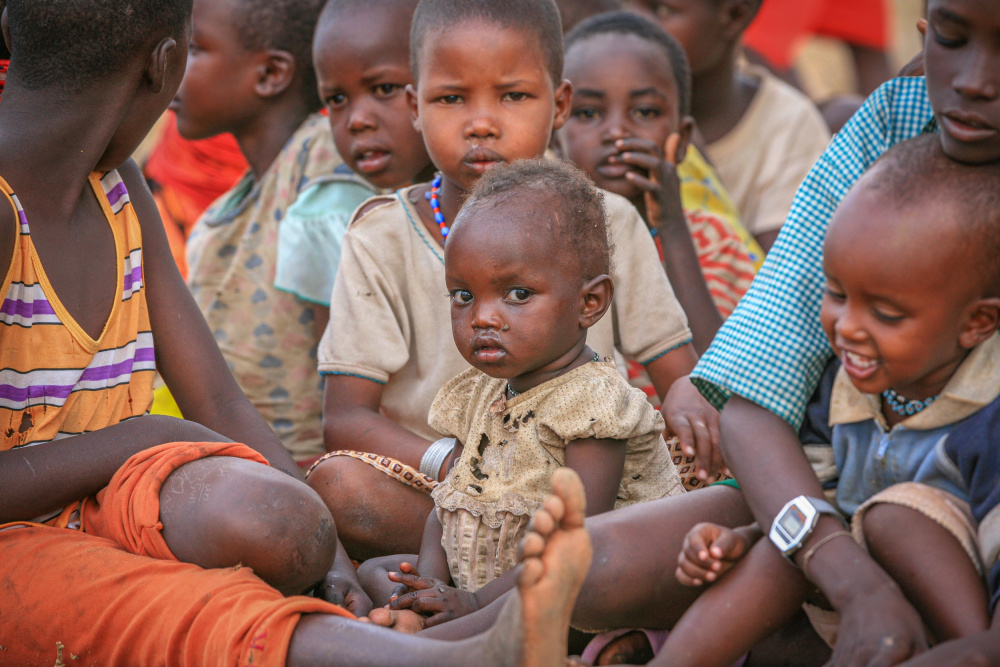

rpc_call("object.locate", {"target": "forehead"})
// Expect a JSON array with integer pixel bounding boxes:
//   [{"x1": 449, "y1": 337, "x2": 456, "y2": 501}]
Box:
[
  {"x1": 315, "y1": 6, "x2": 411, "y2": 72},
  {"x1": 565, "y1": 33, "x2": 678, "y2": 98},
  {"x1": 928, "y1": 0, "x2": 1000, "y2": 24},
  {"x1": 416, "y1": 19, "x2": 552, "y2": 86}
]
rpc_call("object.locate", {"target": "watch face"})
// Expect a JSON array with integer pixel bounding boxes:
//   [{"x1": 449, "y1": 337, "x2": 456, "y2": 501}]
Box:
[{"x1": 778, "y1": 505, "x2": 807, "y2": 538}]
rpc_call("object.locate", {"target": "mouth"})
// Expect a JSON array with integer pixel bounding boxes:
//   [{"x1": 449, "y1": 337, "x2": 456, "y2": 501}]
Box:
[
  {"x1": 353, "y1": 146, "x2": 392, "y2": 174},
  {"x1": 940, "y1": 110, "x2": 999, "y2": 143},
  {"x1": 596, "y1": 152, "x2": 632, "y2": 179},
  {"x1": 472, "y1": 336, "x2": 507, "y2": 363},
  {"x1": 841, "y1": 349, "x2": 881, "y2": 381},
  {"x1": 462, "y1": 147, "x2": 506, "y2": 175}
]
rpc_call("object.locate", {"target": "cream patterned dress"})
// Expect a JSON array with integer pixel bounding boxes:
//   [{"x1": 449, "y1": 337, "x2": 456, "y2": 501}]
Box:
[{"x1": 429, "y1": 361, "x2": 684, "y2": 592}]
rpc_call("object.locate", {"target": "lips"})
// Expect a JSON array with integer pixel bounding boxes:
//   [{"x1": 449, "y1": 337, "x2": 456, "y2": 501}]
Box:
[
  {"x1": 940, "y1": 110, "x2": 999, "y2": 144},
  {"x1": 594, "y1": 150, "x2": 634, "y2": 180},
  {"x1": 841, "y1": 349, "x2": 880, "y2": 381},
  {"x1": 353, "y1": 145, "x2": 392, "y2": 174},
  {"x1": 472, "y1": 334, "x2": 507, "y2": 363},
  {"x1": 462, "y1": 147, "x2": 505, "y2": 175}
]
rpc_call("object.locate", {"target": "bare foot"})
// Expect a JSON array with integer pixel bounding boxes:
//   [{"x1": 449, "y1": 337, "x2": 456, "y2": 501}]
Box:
[{"x1": 517, "y1": 467, "x2": 594, "y2": 667}]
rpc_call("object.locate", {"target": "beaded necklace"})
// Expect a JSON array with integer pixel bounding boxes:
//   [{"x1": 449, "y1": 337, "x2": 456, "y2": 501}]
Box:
[
  {"x1": 424, "y1": 174, "x2": 450, "y2": 239},
  {"x1": 882, "y1": 388, "x2": 938, "y2": 417}
]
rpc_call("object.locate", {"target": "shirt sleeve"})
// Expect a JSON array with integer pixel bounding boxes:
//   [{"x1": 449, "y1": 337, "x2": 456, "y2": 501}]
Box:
[
  {"x1": 691, "y1": 77, "x2": 935, "y2": 429},
  {"x1": 605, "y1": 194, "x2": 693, "y2": 363},
  {"x1": 274, "y1": 179, "x2": 375, "y2": 306},
  {"x1": 316, "y1": 205, "x2": 410, "y2": 384}
]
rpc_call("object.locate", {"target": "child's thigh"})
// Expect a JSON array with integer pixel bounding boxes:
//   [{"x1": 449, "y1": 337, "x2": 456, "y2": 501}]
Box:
[{"x1": 0, "y1": 524, "x2": 348, "y2": 666}]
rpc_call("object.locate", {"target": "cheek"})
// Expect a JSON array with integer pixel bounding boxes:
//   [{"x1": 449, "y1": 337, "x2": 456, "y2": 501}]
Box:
[{"x1": 819, "y1": 299, "x2": 838, "y2": 344}]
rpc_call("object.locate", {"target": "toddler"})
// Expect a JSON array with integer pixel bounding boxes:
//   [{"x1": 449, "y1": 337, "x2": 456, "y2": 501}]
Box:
[
  {"x1": 371, "y1": 159, "x2": 683, "y2": 624},
  {"x1": 664, "y1": 135, "x2": 1000, "y2": 666}
]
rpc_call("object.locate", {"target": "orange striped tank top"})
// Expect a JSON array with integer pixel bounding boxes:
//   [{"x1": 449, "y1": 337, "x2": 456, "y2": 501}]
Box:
[{"x1": 0, "y1": 171, "x2": 155, "y2": 448}]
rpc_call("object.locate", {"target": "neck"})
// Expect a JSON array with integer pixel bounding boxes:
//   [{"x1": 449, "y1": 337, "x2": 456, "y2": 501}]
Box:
[
  {"x1": 507, "y1": 342, "x2": 594, "y2": 395},
  {"x1": 0, "y1": 81, "x2": 135, "y2": 225},
  {"x1": 438, "y1": 174, "x2": 467, "y2": 224},
  {"x1": 233, "y1": 98, "x2": 312, "y2": 180},
  {"x1": 690, "y1": 50, "x2": 752, "y2": 145}
]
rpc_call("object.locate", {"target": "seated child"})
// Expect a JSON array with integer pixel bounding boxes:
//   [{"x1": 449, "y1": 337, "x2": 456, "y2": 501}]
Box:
[
  {"x1": 558, "y1": 11, "x2": 760, "y2": 351},
  {"x1": 361, "y1": 159, "x2": 684, "y2": 619},
  {"x1": 310, "y1": 0, "x2": 698, "y2": 560},
  {"x1": 176, "y1": 0, "x2": 373, "y2": 464},
  {"x1": 659, "y1": 135, "x2": 1000, "y2": 666},
  {"x1": 629, "y1": 0, "x2": 830, "y2": 250}
]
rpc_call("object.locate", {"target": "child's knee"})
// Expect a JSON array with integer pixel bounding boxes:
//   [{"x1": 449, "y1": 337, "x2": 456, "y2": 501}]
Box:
[{"x1": 161, "y1": 456, "x2": 338, "y2": 595}]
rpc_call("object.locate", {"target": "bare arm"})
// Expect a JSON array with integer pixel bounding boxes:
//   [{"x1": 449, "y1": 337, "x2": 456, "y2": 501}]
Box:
[
  {"x1": 120, "y1": 161, "x2": 300, "y2": 478},
  {"x1": 322, "y1": 374, "x2": 432, "y2": 468},
  {"x1": 645, "y1": 343, "x2": 699, "y2": 406}
]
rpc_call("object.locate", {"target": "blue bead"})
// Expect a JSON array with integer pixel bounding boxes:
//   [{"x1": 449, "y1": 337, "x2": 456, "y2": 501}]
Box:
[
  {"x1": 435, "y1": 212, "x2": 446, "y2": 224},
  {"x1": 441, "y1": 226, "x2": 450, "y2": 236}
]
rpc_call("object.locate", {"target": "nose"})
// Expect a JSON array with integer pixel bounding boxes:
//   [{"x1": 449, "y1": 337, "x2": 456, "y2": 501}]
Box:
[
  {"x1": 470, "y1": 299, "x2": 503, "y2": 330},
  {"x1": 347, "y1": 103, "x2": 377, "y2": 134},
  {"x1": 834, "y1": 303, "x2": 868, "y2": 345},
  {"x1": 954, "y1": 50, "x2": 1000, "y2": 101},
  {"x1": 465, "y1": 102, "x2": 500, "y2": 142},
  {"x1": 601, "y1": 109, "x2": 631, "y2": 144}
]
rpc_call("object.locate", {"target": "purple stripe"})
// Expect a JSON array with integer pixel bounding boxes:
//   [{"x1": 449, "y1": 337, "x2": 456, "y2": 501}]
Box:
[
  {"x1": 0, "y1": 383, "x2": 73, "y2": 403},
  {"x1": 17, "y1": 209, "x2": 28, "y2": 227},
  {"x1": 76, "y1": 347, "x2": 155, "y2": 383},
  {"x1": 123, "y1": 265, "x2": 143, "y2": 290},
  {"x1": 1, "y1": 298, "x2": 55, "y2": 318},
  {"x1": 135, "y1": 347, "x2": 155, "y2": 363},
  {"x1": 105, "y1": 182, "x2": 128, "y2": 207}
]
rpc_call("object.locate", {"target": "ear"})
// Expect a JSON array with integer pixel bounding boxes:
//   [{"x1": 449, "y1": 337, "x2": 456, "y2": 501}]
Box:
[
  {"x1": 958, "y1": 298, "x2": 1000, "y2": 349},
  {"x1": 720, "y1": 0, "x2": 757, "y2": 42},
  {"x1": 254, "y1": 50, "x2": 296, "y2": 98},
  {"x1": 668, "y1": 116, "x2": 695, "y2": 165},
  {"x1": 552, "y1": 79, "x2": 573, "y2": 131},
  {"x1": 145, "y1": 37, "x2": 178, "y2": 94},
  {"x1": 406, "y1": 83, "x2": 422, "y2": 133},
  {"x1": 579, "y1": 274, "x2": 614, "y2": 329}
]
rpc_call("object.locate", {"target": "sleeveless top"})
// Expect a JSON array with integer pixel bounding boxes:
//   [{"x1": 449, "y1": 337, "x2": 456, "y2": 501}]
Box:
[{"x1": 0, "y1": 171, "x2": 155, "y2": 449}]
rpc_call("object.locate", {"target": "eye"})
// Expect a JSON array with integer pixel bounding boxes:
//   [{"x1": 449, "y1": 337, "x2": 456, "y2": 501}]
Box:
[
  {"x1": 873, "y1": 308, "x2": 904, "y2": 324},
  {"x1": 503, "y1": 92, "x2": 529, "y2": 102},
  {"x1": 324, "y1": 92, "x2": 347, "y2": 108},
  {"x1": 505, "y1": 288, "x2": 532, "y2": 303},
  {"x1": 373, "y1": 83, "x2": 401, "y2": 98},
  {"x1": 823, "y1": 286, "x2": 845, "y2": 301},
  {"x1": 450, "y1": 289, "x2": 474, "y2": 304},
  {"x1": 571, "y1": 107, "x2": 601, "y2": 121},
  {"x1": 633, "y1": 106, "x2": 663, "y2": 120},
  {"x1": 438, "y1": 94, "x2": 463, "y2": 104},
  {"x1": 932, "y1": 26, "x2": 965, "y2": 48}
]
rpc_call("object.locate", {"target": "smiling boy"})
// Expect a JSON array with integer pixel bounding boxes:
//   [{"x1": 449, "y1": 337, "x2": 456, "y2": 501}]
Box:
[{"x1": 310, "y1": 0, "x2": 697, "y2": 560}]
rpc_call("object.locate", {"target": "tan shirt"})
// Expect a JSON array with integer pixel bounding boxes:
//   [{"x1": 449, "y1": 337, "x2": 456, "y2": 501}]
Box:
[
  {"x1": 317, "y1": 185, "x2": 692, "y2": 439},
  {"x1": 706, "y1": 66, "x2": 830, "y2": 237},
  {"x1": 430, "y1": 361, "x2": 684, "y2": 591}
]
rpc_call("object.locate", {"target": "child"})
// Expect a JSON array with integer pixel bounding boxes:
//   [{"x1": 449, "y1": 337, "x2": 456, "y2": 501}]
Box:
[
  {"x1": 310, "y1": 0, "x2": 698, "y2": 560},
  {"x1": 558, "y1": 11, "x2": 759, "y2": 351},
  {"x1": 361, "y1": 160, "x2": 683, "y2": 620},
  {"x1": 663, "y1": 135, "x2": 1000, "y2": 666},
  {"x1": 629, "y1": 0, "x2": 830, "y2": 250},
  {"x1": 176, "y1": 0, "x2": 373, "y2": 464}
]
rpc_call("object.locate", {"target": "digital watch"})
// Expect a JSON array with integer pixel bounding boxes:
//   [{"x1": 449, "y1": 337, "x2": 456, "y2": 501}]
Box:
[{"x1": 769, "y1": 495, "x2": 847, "y2": 563}]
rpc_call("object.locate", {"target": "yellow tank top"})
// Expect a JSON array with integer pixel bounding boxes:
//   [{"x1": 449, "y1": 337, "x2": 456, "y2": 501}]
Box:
[{"x1": 0, "y1": 171, "x2": 154, "y2": 448}]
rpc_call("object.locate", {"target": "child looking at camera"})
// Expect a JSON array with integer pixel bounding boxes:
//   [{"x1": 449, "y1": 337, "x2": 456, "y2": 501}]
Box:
[
  {"x1": 558, "y1": 11, "x2": 759, "y2": 351},
  {"x1": 658, "y1": 135, "x2": 1000, "y2": 666},
  {"x1": 309, "y1": 0, "x2": 696, "y2": 560},
  {"x1": 368, "y1": 159, "x2": 683, "y2": 624}
]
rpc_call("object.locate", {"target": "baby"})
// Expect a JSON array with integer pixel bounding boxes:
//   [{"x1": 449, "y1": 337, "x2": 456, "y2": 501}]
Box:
[{"x1": 368, "y1": 159, "x2": 684, "y2": 625}]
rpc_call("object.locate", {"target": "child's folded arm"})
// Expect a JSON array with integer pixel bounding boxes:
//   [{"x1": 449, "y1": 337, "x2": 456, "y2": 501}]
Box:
[
  {"x1": 119, "y1": 161, "x2": 301, "y2": 478},
  {"x1": 565, "y1": 437, "x2": 628, "y2": 517}
]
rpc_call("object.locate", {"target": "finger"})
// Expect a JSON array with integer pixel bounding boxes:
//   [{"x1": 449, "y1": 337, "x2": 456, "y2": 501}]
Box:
[
  {"x1": 387, "y1": 572, "x2": 434, "y2": 589},
  {"x1": 409, "y1": 596, "x2": 447, "y2": 615},
  {"x1": 624, "y1": 171, "x2": 658, "y2": 193},
  {"x1": 690, "y1": 419, "x2": 714, "y2": 480},
  {"x1": 670, "y1": 416, "x2": 697, "y2": 457},
  {"x1": 423, "y1": 610, "x2": 458, "y2": 628},
  {"x1": 613, "y1": 137, "x2": 661, "y2": 156},
  {"x1": 664, "y1": 133, "x2": 681, "y2": 166},
  {"x1": 916, "y1": 18, "x2": 927, "y2": 36},
  {"x1": 706, "y1": 413, "x2": 723, "y2": 475},
  {"x1": 677, "y1": 556, "x2": 714, "y2": 583},
  {"x1": 616, "y1": 151, "x2": 662, "y2": 173},
  {"x1": 398, "y1": 561, "x2": 418, "y2": 575},
  {"x1": 675, "y1": 564, "x2": 703, "y2": 587},
  {"x1": 715, "y1": 530, "x2": 748, "y2": 561}
]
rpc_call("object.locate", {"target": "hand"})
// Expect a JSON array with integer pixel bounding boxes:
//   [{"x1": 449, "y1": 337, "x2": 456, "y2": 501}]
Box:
[
  {"x1": 317, "y1": 569, "x2": 374, "y2": 618},
  {"x1": 899, "y1": 629, "x2": 1000, "y2": 667},
  {"x1": 662, "y1": 376, "x2": 725, "y2": 481},
  {"x1": 387, "y1": 561, "x2": 422, "y2": 602},
  {"x1": 610, "y1": 135, "x2": 686, "y2": 234},
  {"x1": 364, "y1": 608, "x2": 426, "y2": 634},
  {"x1": 675, "y1": 522, "x2": 751, "y2": 586},
  {"x1": 387, "y1": 569, "x2": 481, "y2": 627},
  {"x1": 827, "y1": 581, "x2": 928, "y2": 667}
]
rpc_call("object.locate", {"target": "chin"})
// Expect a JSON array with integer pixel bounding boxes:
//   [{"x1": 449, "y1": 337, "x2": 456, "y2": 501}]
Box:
[{"x1": 939, "y1": 134, "x2": 1000, "y2": 166}]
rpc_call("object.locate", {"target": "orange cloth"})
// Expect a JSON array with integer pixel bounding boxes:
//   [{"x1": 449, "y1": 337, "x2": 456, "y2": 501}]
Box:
[
  {"x1": 743, "y1": 0, "x2": 890, "y2": 70},
  {"x1": 0, "y1": 442, "x2": 354, "y2": 666},
  {"x1": 144, "y1": 114, "x2": 247, "y2": 277}
]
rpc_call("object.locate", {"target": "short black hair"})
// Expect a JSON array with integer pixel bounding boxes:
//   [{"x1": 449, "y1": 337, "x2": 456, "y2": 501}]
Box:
[
  {"x1": 554, "y1": 0, "x2": 623, "y2": 33},
  {"x1": 6, "y1": 0, "x2": 191, "y2": 92},
  {"x1": 233, "y1": 0, "x2": 327, "y2": 111},
  {"x1": 565, "y1": 11, "x2": 691, "y2": 116},
  {"x1": 410, "y1": 0, "x2": 564, "y2": 85},
  {"x1": 456, "y1": 158, "x2": 611, "y2": 279},
  {"x1": 860, "y1": 133, "x2": 1000, "y2": 296}
]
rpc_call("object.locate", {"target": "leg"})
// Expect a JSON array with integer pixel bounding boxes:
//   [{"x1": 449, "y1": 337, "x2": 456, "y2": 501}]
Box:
[
  {"x1": 862, "y1": 503, "x2": 989, "y2": 642},
  {"x1": 307, "y1": 454, "x2": 434, "y2": 560},
  {"x1": 288, "y1": 467, "x2": 594, "y2": 667},
  {"x1": 359, "y1": 554, "x2": 417, "y2": 607}
]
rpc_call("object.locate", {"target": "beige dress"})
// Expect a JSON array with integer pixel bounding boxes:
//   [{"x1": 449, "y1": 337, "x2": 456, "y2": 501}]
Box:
[{"x1": 429, "y1": 361, "x2": 684, "y2": 592}]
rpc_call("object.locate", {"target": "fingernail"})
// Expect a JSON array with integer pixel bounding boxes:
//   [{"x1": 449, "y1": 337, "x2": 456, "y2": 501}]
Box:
[
  {"x1": 698, "y1": 470, "x2": 708, "y2": 480},
  {"x1": 684, "y1": 448, "x2": 694, "y2": 456}
]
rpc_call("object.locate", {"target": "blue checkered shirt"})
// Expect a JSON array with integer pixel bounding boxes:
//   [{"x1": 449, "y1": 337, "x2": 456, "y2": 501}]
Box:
[{"x1": 692, "y1": 76, "x2": 938, "y2": 429}]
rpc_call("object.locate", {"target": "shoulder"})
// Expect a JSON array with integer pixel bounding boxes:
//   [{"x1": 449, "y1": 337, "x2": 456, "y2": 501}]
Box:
[
  {"x1": 350, "y1": 194, "x2": 401, "y2": 226},
  {"x1": 117, "y1": 159, "x2": 160, "y2": 236},
  {"x1": 597, "y1": 189, "x2": 647, "y2": 238}
]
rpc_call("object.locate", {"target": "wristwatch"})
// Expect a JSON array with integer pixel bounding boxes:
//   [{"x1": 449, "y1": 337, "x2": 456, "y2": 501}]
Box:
[{"x1": 769, "y1": 495, "x2": 847, "y2": 562}]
